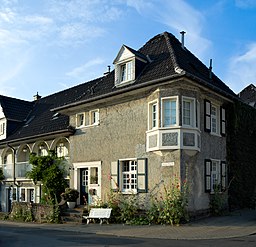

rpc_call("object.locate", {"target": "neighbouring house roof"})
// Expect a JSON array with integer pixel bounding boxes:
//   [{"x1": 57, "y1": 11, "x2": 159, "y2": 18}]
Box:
[
  {"x1": 0, "y1": 31, "x2": 237, "y2": 144},
  {"x1": 0, "y1": 95, "x2": 34, "y2": 122},
  {"x1": 238, "y1": 84, "x2": 256, "y2": 108}
]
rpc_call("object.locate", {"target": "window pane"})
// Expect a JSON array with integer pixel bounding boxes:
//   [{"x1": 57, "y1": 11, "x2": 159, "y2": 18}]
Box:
[
  {"x1": 121, "y1": 64, "x2": 126, "y2": 81},
  {"x1": 163, "y1": 99, "x2": 176, "y2": 127},
  {"x1": 127, "y1": 61, "x2": 132, "y2": 81},
  {"x1": 183, "y1": 101, "x2": 191, "y2": 125}
]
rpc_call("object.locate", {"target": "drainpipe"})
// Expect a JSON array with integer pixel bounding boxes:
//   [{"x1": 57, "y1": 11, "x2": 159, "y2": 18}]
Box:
[{"x1": 7, "y1": 144, "x2": 20, "y2": 202}]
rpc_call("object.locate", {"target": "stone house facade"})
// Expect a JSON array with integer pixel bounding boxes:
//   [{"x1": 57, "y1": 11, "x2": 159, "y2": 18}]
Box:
[{"x1": 0, "y1": 32, "x2": 237, "y2": 214}]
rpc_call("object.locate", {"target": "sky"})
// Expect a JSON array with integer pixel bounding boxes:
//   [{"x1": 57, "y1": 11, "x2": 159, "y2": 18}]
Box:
[{"x1": 1, "y1": 0, "x2": 256, "y2": 101}]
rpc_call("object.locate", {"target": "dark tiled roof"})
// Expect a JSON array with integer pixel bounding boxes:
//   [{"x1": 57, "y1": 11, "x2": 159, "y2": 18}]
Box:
[
  {"x1": 0, "y1": 95, "x2": 34, "y2": 122},
  {"x1": 238, "y1": 84, "x2": 256, "y2": 107},
  {"x1": 1, "y1": 31, "x2": 237, "y2": 143},
  {"x1": 54, "y1": 32, "x2": 236, "y2": 110}
]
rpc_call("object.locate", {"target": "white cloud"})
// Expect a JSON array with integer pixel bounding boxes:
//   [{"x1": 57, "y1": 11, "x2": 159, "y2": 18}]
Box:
[
  {"x1": 0, "y1": 7, "x2": 15, "y2": 22},
  {"x1": 66, "y1": 58, "x2": 105, "y2": 79},
  {"x1": 224, "y1": 43, "x2": 256, "y2": 93}
]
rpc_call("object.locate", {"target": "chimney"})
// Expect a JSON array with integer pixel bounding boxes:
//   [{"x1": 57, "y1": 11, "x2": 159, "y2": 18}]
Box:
[
  {"x1": 180, "y1": 31, "x2": 186, "y2": 49},
  {"x1": 209, "y1": 59, "x2": 213, "y2": 79},
  {"x1": 33, "y1": 92, "x2": 41, "y2": 101},
  {"x1": 104, "y1": 65, "x2": 111, "y2": 76}
]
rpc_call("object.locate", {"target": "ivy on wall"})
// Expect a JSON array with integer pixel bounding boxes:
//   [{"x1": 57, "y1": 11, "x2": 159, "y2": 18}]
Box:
[{"x1": 227, "y1": 100, "x2": 256, "y2": 209}]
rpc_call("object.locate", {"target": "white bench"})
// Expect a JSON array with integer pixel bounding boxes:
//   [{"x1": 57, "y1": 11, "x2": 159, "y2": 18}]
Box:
[{"x1": 83, "y1": 208, "x2": 112, "y2": 225}]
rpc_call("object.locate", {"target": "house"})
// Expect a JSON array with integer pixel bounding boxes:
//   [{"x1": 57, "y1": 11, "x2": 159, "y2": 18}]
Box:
[
  {"x1": 0, "y1": 31, "x2": 238, "y2": 214},
  {"x1": 238, "y1": 84, "x2": 256, "y2": 108}
]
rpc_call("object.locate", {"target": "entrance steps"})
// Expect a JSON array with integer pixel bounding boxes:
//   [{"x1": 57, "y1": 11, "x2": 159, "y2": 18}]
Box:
[{"x1": 61, "y1": 205, "x2": 88, "y2": 224}]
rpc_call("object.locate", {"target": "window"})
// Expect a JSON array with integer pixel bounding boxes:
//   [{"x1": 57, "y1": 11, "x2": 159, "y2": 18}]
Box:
[
  {"x1": 182, "y1": 97, "x2": 196, "y2": 127},
  {"x1": 90, "y1": 110, "x2": 99, "y2": 125},
  {"x1": 110, "y1": 158, "x2": 148, "y2": 193},
  {"x1": 204, "y1": 100, "x2": 226, "y2": 136},
  {"x1": 121, "y1": 160, "x2": 137, "y2": 192},
  {"x1": 76, "y1": 113, "x2": 85, "y2": 127},
  {"x1": 120, "y1": 61, "x2": 133, "y2": 82},
  {"x1": 148, "y1": 101, "x2": 158, "y2": 130},
  {"x1": 205, "y1": 159, "x2": 227, "y2": 193},
  {"x1": 211, "y1": 105, "x2": 218, "y2": 134},
  {"x1": 162, "y1": 98, "x2": 177, "y2": 127}
]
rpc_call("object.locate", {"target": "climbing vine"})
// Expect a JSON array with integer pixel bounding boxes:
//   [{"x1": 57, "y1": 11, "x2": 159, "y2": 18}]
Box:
[{"x1": 227, "y1": 100, "x2": 256, "y2": 209}]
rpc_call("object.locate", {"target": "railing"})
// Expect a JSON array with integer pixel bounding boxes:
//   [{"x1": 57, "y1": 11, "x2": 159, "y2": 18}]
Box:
[
  {"x1": 146, "y1": 127, "x2": 201, "y2": 152},
  {"x1": 3, "y1": 162, "x2": 32, "y2": 179}
]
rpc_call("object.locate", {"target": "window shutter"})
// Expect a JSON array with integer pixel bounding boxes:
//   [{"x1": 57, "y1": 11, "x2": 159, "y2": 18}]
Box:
[
  {"x1": 110, "y1": 161, "x2": 119, "y2": 192},
  {"x1": 205, "y1": 159, "x2": 212, "y2": 193},
  {"x1": 137, "y1": 158, "x2": 148, "y2": 193},
  {"x1": 204, "y1": 100, "x2": 211, "y2": 132},
  {"x1": 220, "y1": 107, "x2": 226, "y2": 136},
  {"x1": 221, "y1": 161, "x2": 227, "y2": 191}
]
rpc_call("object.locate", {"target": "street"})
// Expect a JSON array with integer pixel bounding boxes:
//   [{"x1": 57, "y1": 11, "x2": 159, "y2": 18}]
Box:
[{"x1": 0, "y1": 224, "x2": 256, "y2": 247}]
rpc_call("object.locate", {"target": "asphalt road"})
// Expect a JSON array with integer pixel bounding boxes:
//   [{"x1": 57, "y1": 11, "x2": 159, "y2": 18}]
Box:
[{"x1": 0, "y1": 224, "x2": 256, "y2": 247}]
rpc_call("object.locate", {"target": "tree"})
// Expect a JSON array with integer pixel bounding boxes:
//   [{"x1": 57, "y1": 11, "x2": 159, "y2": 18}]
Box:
[{"x1": 26, "y1": 151, "x2": 68, "y2": 204}]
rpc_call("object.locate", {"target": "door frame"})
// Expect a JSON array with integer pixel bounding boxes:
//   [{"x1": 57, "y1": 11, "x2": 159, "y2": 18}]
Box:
[{"x1": 72, "y1": 161, "x2": 102, "y2": 205}]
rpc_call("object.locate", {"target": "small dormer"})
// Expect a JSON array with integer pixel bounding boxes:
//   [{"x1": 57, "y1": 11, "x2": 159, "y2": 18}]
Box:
[
  {"x1": 0, "y1": 104, "x2": 7, "y2": 140},
  {"x1": 113, "y1": 45, "x2": 148, "y2": 87}
]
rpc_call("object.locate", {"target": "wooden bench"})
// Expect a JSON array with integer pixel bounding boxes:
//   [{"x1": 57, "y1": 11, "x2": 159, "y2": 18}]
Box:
[{"x1": 83, "y1": 208, "x2": 112, "y2": 225}]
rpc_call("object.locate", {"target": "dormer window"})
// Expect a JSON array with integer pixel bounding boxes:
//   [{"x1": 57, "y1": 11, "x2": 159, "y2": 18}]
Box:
[{"x1": 113, "y1": 45, "x2": 148, "y2": 87}]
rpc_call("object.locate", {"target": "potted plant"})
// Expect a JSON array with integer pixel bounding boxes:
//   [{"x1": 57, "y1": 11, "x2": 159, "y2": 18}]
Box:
[{"x1": 62, "y1": 188, "x2": 79, "y2": 209}]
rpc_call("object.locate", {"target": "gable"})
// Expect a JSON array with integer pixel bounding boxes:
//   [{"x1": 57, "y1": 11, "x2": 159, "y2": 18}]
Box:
[{"x1": 113, "y1": 45, "x2": 135, "y2": 65}]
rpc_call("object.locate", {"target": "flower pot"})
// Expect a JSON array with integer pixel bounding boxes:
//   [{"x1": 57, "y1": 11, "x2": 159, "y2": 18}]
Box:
[{"x1": 67, "y1": 201, "x2": 76, "y2": 209}]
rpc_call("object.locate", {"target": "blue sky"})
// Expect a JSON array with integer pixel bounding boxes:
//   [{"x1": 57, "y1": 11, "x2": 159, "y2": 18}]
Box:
[{"x1": 1, "y1": 0, "x2": 256, "y2": 100}]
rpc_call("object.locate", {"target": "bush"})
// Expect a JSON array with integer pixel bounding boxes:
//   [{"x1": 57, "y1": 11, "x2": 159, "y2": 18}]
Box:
[{"x1": 61, "y1": 188, "x2": 79, "y2": 202}]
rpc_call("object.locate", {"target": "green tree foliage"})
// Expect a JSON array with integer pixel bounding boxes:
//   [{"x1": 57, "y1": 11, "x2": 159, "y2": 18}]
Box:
[{"x1": 26, "y1": 151, "x2": 68, "y2": 204}]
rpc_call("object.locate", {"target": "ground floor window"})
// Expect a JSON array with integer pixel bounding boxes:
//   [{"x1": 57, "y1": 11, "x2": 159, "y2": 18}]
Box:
[
  {"x1": 111, "y1": 158, "x2": 148, "y2": 194},
  {"x1": 205, "y1": 159, "x2": 227, "y2": 193}
]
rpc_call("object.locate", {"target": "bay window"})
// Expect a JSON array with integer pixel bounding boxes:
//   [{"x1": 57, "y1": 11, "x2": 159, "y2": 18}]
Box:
[{"x1": 162, "y1": 97, "x2": 177, "y2": 127}]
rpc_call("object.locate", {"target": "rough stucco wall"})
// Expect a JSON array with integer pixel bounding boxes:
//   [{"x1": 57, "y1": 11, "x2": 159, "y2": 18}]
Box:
[{"x1": 69, "y1": 80, "x2": 228, "y2": 213}]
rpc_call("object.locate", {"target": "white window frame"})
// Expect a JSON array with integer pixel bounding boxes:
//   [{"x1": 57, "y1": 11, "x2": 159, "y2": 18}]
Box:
[
  {"x1": 120, "y1": 61, "x2": 133, "y2": 83},
  {"x1": 182, "y1": 97, "x2": 196, "y2": 128},
  {"x1": 119, "y1": 159, "x2": 137, "y2": 193},
  {"x1": 90, "y1": 109, "x2": 100, "y2": 125},
  {"x1": 211, "y1": 104, "x2": 220, "y2": 135},
  {"x1": 161, "y1": 97, "x2": 178, "y2": 127},
  {"x1": 76, "y1": 113, "x2": 85, "y2": 128},
  {"x1": 148, "y1": 100, "x2": 158, "y2": 130}
]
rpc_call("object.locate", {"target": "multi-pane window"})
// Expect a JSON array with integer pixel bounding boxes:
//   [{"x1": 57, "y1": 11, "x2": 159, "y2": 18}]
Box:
[
  {"x1": 162, "y1": 98, "x2": 177, "y2": 127},
  {"x1": 152, "y1": 103, "x2": 157, "y2": 128},
  {"x1": 211, "y1": 105, "x2": 218, "y2": 134},
  {"x1": 183, "y1": 100, "x2": 191, "y2": 126},
  {"x1": 182, "y1": 97, "x2": 196, "y2": 127},
  {"x1": 121, "y1": 160, "x2": 137, "y2": 192},
  {"x1": 205, "y1": 100, "x2": 225, "y2": 136},
  {"x1": 76, "y1": 110, "x2": 99, "y2": 128},
  {"x1": 120, "y1": 61, "x2": 133, "y2": 82},
  {"x1": 205, "y1": 159, "x2": 227, "y2": 193}
]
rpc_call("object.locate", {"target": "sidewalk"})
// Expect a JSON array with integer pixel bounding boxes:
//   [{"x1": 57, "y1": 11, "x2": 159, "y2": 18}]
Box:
[{"x1": 0, "y1": 209, "x2": 255, "y2": 240}]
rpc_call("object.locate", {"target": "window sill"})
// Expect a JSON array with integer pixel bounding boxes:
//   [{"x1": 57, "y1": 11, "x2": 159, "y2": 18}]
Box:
[
  {"x1": 115, "y1": 79, "x2": 135, "y2": 88},
  {"x1": 76, "y1": 123, "x2": 99, "y2": 129}
]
